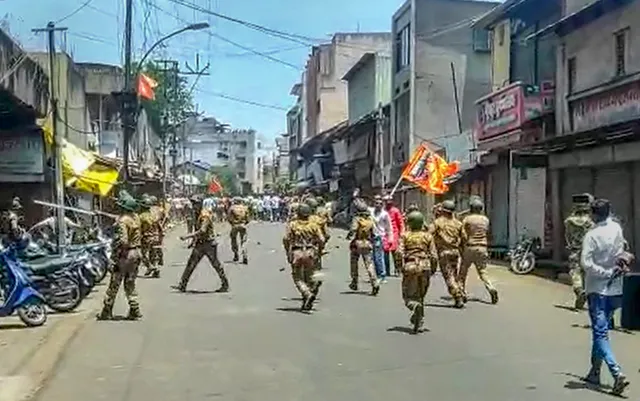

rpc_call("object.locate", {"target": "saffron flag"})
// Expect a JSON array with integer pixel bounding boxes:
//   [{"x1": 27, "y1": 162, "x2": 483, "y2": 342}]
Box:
[
  {"x1": 401, "y1": 143, "x2": 459, "y2": 194},
  {"x1": 137, "y1": 73, "x2": 158, "y2": 100},
  {"x1": 208, "y1": 176, "x2": 223, "y2": 194}
]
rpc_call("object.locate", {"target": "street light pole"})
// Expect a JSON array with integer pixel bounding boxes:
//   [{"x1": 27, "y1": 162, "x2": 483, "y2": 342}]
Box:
[{"x1": 121, "y1": 20, "x2": 209, "y2": 186}]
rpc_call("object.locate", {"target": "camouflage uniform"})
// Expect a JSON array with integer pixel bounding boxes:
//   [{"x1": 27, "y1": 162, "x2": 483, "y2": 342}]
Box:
[
  {"x1": 145, "y1": 196, "x2": 165, "y2": 277},
  {"x1": 564, "y1": 194, "x2": 594, "y2": 310},
  {"x1": 97, "y1": 191, "x2": 143, "y2": 320},
  {"x1": 398, "y1": 211, "x2": 439, "y2": 333},
  {"x1": 282, "y1": 204, "x2": 325, "y2": 311},
  {"x1": 228, "y1": 198, "x2": 250, "y2": 264},
  {"x1": 459, "y1": 199, "x2": 498, "y2": 304},
  {"x1": 175, "y1": 200, "x2": 229, "y2": 292},
  {"x1": 138, "y1": 195, "x2": 155, "y2": 275},
  {"x1": 432, "y1": 200, "x2": 464, "y2": 308},
  {"x1": 346, "y1": 201, "x2": 381, "y2": 295},
  {"x1": 288, "y1": 201, "x2": 300, "y2": 221}
]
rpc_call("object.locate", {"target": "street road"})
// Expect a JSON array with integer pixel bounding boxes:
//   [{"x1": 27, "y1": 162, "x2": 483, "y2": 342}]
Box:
[{"x1": 36, "y1": 223, "x2": 639, "y2": 401}]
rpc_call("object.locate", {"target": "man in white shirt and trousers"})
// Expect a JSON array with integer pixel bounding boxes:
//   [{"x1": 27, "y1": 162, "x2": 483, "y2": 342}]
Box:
[
  {"x1": 581, "y1": 198, "x2": 632, "y2": 395},
  {"x1": 369, "y1": 195, "x2": 393, "y2": 283}
]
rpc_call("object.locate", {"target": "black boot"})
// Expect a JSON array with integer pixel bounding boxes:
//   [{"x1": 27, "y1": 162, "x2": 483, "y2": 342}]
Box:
[
  {"x1": 127, "y1": 306, "x2": 143, "y2": 320},
  {"x1": 349, "y1": 280, "x2": 358, "y2": 291},
  {"x1": 96, "y1": 306, "x2": 113, "y2": 320},
  {"x1": 216, "y1": 277, "x2": 230, "y2": 293}
]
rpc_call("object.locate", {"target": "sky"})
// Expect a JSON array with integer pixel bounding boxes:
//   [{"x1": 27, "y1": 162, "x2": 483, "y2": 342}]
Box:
[{"x1": 2, "y1": 0, "x2": 404, "y2": 143}]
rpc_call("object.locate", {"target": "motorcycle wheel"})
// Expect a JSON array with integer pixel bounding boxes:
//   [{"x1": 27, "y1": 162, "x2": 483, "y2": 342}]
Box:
[
  {"x1": 511, "y1": 252, "x2": 536, "y2": 275},
  {"x1": 17, "y1": 300, "x2": 48, "y2": 327},
  {"x1": 47, "y1": 277, "x2": 83, "y2": 313}
]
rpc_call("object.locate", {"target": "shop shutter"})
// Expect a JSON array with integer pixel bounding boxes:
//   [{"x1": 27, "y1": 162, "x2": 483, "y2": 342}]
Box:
[
  {"x1": 512, "y1": 167, "x2": 546, "y2": 246},
  {"x1": 490, "y1": 161, "x2": 509, "y2": 248},
  {"x1": 594, "y1": 165, "x2": 633, "y2": 246},
  {"x1": 561, "y1": 168, "x2": 592, "y2": 221}
]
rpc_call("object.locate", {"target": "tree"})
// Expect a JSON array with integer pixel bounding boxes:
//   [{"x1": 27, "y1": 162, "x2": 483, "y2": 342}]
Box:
[
  {"x1": 207, "y1": 166, "x2": 240, "y2": 196},
  {"x1": 134, "y1": 61, "x2": 195, "y2": 138}
]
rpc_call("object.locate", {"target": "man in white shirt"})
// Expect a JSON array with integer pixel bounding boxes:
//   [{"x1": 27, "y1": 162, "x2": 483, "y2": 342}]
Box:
[
  {"x1": 369, "y1": 195, "x2": 393, "y2": 282},
  {"x1": 580, "y1": 199, "x2": 630, "y2": 395}
]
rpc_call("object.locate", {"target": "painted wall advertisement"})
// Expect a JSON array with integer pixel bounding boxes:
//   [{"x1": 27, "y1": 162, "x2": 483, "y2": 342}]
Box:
[
  {"x1": 571, "y1": 81, "x2": 640, "y2": 132},
  {"x1": 0, "y1": 131, "x2": 45, "y2": 182}
]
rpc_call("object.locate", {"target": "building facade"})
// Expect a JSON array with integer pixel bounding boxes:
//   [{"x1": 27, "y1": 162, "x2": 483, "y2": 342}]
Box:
[
  {"x1": 471, "y1": 0, "x2": 561, "y2": 252},
  {"x1": 391, "y1": 0, "x2": 498, "y2": 211},
  {"x1": 180, "y1": 116, "x2": 259, "y2": 192}
]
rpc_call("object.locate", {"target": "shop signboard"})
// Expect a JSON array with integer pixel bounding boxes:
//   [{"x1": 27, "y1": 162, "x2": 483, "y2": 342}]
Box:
[
  {"x1": 0, "y1": 130, "x2": 45, "y2": 182},
  {"x1": 571, "y1": 80, "x2": 640, "y2": 132},
  {"x1": 475, "y1": 83, "x2": 524, "y2": 141}
]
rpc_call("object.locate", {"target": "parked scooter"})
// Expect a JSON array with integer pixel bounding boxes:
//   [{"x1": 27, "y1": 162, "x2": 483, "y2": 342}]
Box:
[
  {"x1": 507, "y1": 236, "x2": 542, "y2": 275},
  {"x1": 0, "y1": 243, "x2": 48, "y2": 327}
]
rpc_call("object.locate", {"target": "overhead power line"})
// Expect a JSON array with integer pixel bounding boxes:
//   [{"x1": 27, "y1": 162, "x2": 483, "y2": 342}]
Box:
[
  {"x1": 55, "y1": 0, "x2": 95, "y2": 23},
  {"x1": 194, "y1": 88, "x2": 289, "y2": 111}
]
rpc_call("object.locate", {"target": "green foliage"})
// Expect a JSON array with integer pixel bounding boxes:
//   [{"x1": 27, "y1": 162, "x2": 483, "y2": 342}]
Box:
[
  {"x1": 208, "y1": 166, "x2": 240, "y2": 196},
  {"x1": 274, "y1": 177, "x2": 293, "y2": 195},
  {"x1": 134, "y1": 61, "x2": 194, "y2": 138}
]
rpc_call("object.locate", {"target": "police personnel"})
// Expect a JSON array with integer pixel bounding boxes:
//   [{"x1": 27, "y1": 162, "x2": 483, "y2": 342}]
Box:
[
  {"x1": 307, "y1": 198, "x2": 330, "y2": 270},
  {"x1": 228, "y1": 196, "x2": 250, "y2": 264},
  {"x1": 564, "y1": 193, "x2": 594, "y2": 310},
  {"x1": 431, "y1": 200, "x2": 465, "y2": 308},
  {"x1": 397, "y1": 210, "x2": 438, "y2": 333},
  {"x1": 459, "y1": 197, "x2": 498, "y2": 304},
  {"x1": 173, "y1": 195, "x2": 229, "y2": 293},
  {"x1": 346, "y1": 200, "x2": 381, "y2": 295},
  {"x1": 97, "y1": 191, "x2": 143, "y2": 320},
  {"x1": 282, "y1": 203, "x2": 324, "y2": 311}
]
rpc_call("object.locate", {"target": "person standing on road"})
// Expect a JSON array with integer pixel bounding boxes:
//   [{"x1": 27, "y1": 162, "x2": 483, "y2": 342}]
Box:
[
  {"x1": 580, "y1": 198, "x2": 631, "y2": 395},
  {"x1": 431, "y1": 200, "x2": 465, "y2": 308},
  {"x1": 173, "y1": 195, "x2": 229, "y2": 293},
  {"x1": 228, "y1": 197, "x2": 250, "y2": 264},
  {"x1": 282, "y1": 203, "x2": 324, "y2": 311},
  {"x1": 147, "y1": 195, "x2": 165, "y2": 278},
  {"x1": 97, "y1": 191, "x2": 143, "y2": 321},
  {"x1": 138, "y1": 194, "x2": 156, "y2": 277},
  {"x1": 459, "y1": 197, "x2": 498, "y2": 304},
  {"x1": 383, "y1": 195, "x2": 404, "y2": 277},
  {"x1": 346, "y1": 200, "x2": 381, "y2": 296},
  {"x1": 397, "y1": 210, "x2": 438, "y2": 334},
  {"x1": 369, "y1": 195, "x2": 393, "y2": 283},
  {"x1": 565, "y1": 193, "x2": 594, "y2": 310}
]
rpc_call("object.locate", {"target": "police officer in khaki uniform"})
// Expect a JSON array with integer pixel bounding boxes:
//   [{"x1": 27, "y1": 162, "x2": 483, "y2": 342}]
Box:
[
  {"x1": 173, "y1": 195, "x2": 229, "y2": 293},
  {"x1": 431, "y1": 200, "x2": 465, "y2": 308},
  {"x1": 282, "y1": 203, "x2": 325, "y2": 311},
  {"x1": 459, "y1": 197, "x2": 498, "y2": 304},
  {"x1": 97, "y1": 191, "x2": 143, "y2": 320},
  {"x1": 397, "y1": 210, "x2": 438, "y2": 333},
  {"x1": 144, "y1": 195, "x2": 164, "y2": 278},
  {"x1": 564, "y1": 193, "x2": 594, "y2": 310},
  {"x1": 346, "y1": 200, "x2": 381, "y2": 295},
  {"x1": 138, "y1": 194, "x2": 155, "y2": 276},
  {"x1": 228, "y1": 196, "x2": 250, "y2": 264},
  {"x1": 307, "y1": 198, "x2": 329, "y2": 270}
]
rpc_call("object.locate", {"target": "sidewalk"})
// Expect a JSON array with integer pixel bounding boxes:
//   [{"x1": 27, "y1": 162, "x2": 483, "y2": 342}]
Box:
[{"x1": 0, "y1": 286, "x2": 104, "y2": 401}]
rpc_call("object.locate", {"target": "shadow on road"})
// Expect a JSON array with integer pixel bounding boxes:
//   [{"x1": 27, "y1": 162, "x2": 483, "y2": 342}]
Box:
[
  {"x1": 425, "y1": 302, "x2": 458, "y2": 309},
  {"x1": 0, "y1": 322, "x2": 30, "y2": 331},
  {"x1": 554, "y1": 304, "x2": 580, "y2": 313},
  {"x1": 560, "y1": 372, "x2": 625, "y2": 398},
  {"x1": 570, "y1": 323, "x2": 635, "y2": 335},
  {"x1": 275, "y1": 307, "x2": 309, "y2": 315},
  {"x1": 387, "y1": 326, "x2": 430, "y2": 335}
]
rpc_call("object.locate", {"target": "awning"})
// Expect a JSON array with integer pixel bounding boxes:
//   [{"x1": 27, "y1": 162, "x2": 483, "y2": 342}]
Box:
[
  {"x1": 39, "y1": 116, "x2": 120, "y2": 197},
  {"x1": 525, "y1": 0, "x2": 632, "y2": 41}
]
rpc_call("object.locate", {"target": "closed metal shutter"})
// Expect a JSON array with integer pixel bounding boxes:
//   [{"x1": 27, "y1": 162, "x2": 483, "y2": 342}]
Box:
[
  {"x1": 490, "y1": 160, "x2": 509, "y2": 248},
  {"x1": 511, "y1": 167, "x2": 546, "y2": 247},
  {"x1": 594, "y1": 165, "x2": 633, "y2": 246}
]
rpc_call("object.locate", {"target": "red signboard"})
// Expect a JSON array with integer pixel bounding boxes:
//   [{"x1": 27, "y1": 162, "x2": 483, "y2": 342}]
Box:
[
  {"x1": 475, "y1": 83, "x2": 524, "y2": 141},
  {"x1": 571, "y1": 80, "x2": 640, "y2": 132}
]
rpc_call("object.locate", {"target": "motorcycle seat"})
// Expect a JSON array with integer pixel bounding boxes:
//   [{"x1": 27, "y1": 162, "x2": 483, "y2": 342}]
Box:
[{"x1": 26, "y1": 256, "x2": 76, "y2": 274}]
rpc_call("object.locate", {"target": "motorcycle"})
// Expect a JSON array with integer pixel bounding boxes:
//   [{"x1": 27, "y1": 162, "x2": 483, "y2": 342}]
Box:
[
  {"x1": 508, "y1": 236, "x2": 542, "y2": 275},
  {"x1": 0, "y1": 243, "x2": 48, "y2": 327}
]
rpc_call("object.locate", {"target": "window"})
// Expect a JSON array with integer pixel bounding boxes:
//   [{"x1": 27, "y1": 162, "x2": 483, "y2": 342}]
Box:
[
  {"x1": 395, "y1": 24, "x2": 411, "y2": 71},
  {"x1": 614, "y1": 29, "x2": 628, "y2": 76},
  {"x1": 567, "y1": 57, "x2": 576, "y2": 95},
  {"x1": 473, "y1": 28, "x2": 490, "y2": 52}
]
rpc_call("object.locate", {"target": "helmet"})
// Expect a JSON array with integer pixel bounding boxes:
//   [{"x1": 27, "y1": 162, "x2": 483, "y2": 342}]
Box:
[
  {"x1": 115, "y1": 190, "x2": 138, "y2": 212},
  {"x1": 315, "y1": 196, "x2": 324, "y2": 205},
  {"x1": 406, "y1": 211, "x2": 425, "y2": 230},
  {"x1": 469, "y1": 197, "x2": 484, "y2": 211},
  {"x1": 297, "y1": 203, "x2": 312, "y2": 218},
  {"x1": 572, "y1": 193, "x2": 593, "y2": 212},
  {"x1": 355, "y1": 199, "x2": 369, "y2": 214},
  {"x1": 407, "y1": 203, "x2": 419, "y2": 212},
  {"x1": 190, "y1": 194, "x2": 204, "y2": 205},
  {"x1": 232, "y1": 196, "x2": 242, "y2": 204},
  {"x1": 305, "y1": 198, "x2": 319, "y2": 210},
  {"x1": 148, "y1": 195, "x2": 158, "y2": 205},
  {"x1": 139, "y1": 193, "x2": 154, "y2": 208},
  {"x1": 441, "y1": 200, "x2": 455, "y2": 212}
]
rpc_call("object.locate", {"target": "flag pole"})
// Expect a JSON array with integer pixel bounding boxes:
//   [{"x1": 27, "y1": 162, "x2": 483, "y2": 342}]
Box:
[{"x1": 388, "y1": 176, "x2": 404, "y2": 197}]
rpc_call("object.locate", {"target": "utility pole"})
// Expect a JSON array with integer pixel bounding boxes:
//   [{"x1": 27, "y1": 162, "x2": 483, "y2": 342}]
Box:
[
  {"x1": 121, "y1": 0, "x2": 135, "y2": 184},
  {"x1": 32, "y1": 22, "x2": 68, "y2": 253},
  {"x1": 376, "y1": 102, "x2": 386, "y2": 191}
]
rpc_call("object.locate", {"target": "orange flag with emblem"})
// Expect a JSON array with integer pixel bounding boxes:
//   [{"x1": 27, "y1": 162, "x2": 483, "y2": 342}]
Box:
[{"x1": 137, "y1": 73, "x2": 158, "y2": 100}]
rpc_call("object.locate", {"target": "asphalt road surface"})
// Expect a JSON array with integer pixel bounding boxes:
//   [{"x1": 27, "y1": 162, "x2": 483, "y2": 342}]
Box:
[{"x1": 36, "y1": 223, "x2": 640, "y2": 401}]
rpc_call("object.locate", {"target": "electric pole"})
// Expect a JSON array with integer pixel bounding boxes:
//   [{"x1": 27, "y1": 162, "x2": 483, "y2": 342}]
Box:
[
  {"x1": 32, "y1": 22, "x2": 68, "y2": 253},
  {"x1": 121, "y1": 0, "x2": 135, "y2": 184}
]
